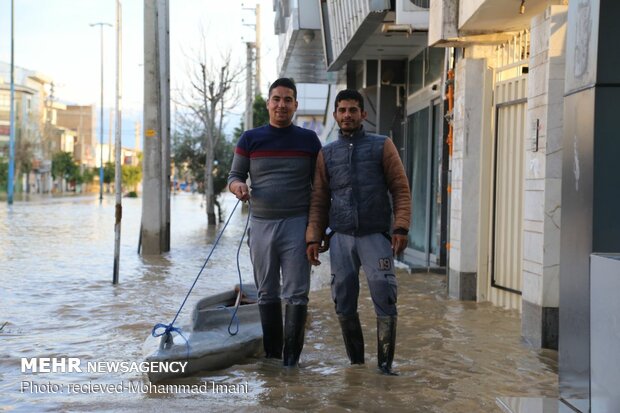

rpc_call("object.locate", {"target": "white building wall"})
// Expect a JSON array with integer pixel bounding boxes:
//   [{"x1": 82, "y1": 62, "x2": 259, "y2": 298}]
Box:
[
  {"x1": 432, "y1": 1, "x2": 567, "y2": 348},
  {"x1": 520, "y1": 5, "x2": 567, "y2": 348},
  {"x1": 523, "y1": 6, "x2": 568, "y2": 309},
  {"x1": 448, "y1": 57, "x2": 492, "y2": 300},
  {"x1": 459, "y1": 0, "x2": 484, "y2": 28},
  {"x1": 428, "y1": 0, "x2": 458, "y2": 45}
]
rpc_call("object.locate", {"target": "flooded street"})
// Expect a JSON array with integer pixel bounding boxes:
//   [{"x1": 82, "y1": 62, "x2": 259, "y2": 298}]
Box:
[{"x1": 0, "y1": 193, "x2": 558, "y2": 412}]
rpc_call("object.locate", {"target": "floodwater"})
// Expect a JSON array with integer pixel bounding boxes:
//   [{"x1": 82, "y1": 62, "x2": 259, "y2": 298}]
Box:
[{"x1": 0, "y1": 192, "x2": 558, "y2": 412}]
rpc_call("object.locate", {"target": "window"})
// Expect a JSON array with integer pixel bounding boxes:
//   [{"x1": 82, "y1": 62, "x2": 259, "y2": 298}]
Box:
[
  {"x1": 425, "y1": 47, "x2": 444, "y2": 85},
  {"x1": 408, "y1": 53, "x2": 423, "y2": 96},
  {"x1": 407, "y1": 48, "x2": 445, "y2": 96},
  {"x1": 409, "y1": 0, "x2": 429, "y2": 8},
  {"x1": 0, "y1": 92, "x2": 9, "y2": 110}
]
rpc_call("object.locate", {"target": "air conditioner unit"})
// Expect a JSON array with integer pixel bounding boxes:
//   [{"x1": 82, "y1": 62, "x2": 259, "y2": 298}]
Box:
[{"x1": 395, "y1": 0, "x2": 429, "y2": 30}]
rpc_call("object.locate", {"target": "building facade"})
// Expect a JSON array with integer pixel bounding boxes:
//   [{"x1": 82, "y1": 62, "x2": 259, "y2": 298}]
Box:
[
  {"x1": 0, "y1": 62, "x2": 55, "y2": 192},
  {"x1": 1, "y1": 63, "x2": 103, "y2": 194},
  {"x1": 273, "y1": 0, "x2": 578, "y2": 358},
  {"x1": 429, "y1": 1, "x2": 569, "y2": 352},
  {"x1": 56, "y1": 105, "x2": 97, "y2": 170},
  {"x1": 275, "y1": 0, "x2": 448, "y2": 270}
]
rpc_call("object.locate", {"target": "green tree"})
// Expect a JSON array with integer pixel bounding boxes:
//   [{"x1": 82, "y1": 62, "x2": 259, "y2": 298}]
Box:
[
  {"x1": 231, "y1": 94, "x2": 270, "y2": 144},
  {"x1": 172, "y1": 116, "x2": 233, "y2": 205},
  {"x1": 103, "y1": 162, "x2": 115, "y2": 185},
  {"x1": 51, "y1": 151, "x2": 79, "y2": 192},
  {"x1": 16, "y1": 138, "x2": 33, "y2": 193},
  {"x1": 252, "y1": 95, "x2": 269, "y2": 128},
  {"x1": 81, "y1": 167, "x2": 95, "y2": 184},
  {"x1": 231, "y1": 121, "x2": 244, "y2": 145},
  {"x1": 212, "y1": 133, "x2": 234, "y2": 196},
  {"x1": 122, "y1": 164, "x2": 142, "y2": 192},
  {"x1": 172, "y1": 120, "x2": 205, "y2": 190},
  {"x1": 0, "y1": 158, "x2": 7, "y2": 193}
]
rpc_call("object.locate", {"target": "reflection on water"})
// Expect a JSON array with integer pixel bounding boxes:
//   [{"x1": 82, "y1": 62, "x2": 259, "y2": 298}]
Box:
[{"x1": 0, "y1": 193, "x2": 558, "y2": 412}]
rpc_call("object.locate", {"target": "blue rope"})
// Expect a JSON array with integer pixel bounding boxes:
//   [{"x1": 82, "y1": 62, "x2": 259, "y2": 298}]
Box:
[
  {"x1": 227, "y1": 201, "x2": 251, "y2": 335},
  {"x1": 219, "y1": 305, "x2": 239, "y2": 335},
  {"x1": 151, "y1": 198, "x2": 250, "y2": 356},
  {"x1": 151, "y1": 323, "x2": 190, "y2": 358}
]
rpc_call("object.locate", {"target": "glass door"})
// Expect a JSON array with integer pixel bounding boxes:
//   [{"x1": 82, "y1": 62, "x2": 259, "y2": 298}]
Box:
[
  {"x1": 405, "y1": 101, "x2": 444, "y2": 266},
  {"x1": 406, "y1": 107, "x2": 430, "y2": 255}
]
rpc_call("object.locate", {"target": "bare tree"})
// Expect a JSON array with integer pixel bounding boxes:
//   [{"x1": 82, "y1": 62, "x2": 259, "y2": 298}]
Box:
[{"x1": 176, "y1": 34, "x2": 243, "y2": 225}]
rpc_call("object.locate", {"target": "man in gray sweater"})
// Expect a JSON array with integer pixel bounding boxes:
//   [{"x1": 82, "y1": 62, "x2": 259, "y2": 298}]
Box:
[{"x1": 228, "y1": 78, "x2": 321, "y2": 367}]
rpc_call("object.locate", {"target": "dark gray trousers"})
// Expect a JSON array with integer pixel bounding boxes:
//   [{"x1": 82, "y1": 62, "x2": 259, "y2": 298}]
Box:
[
  {"x1": 248, "y1": 215, "x2": 310, "y2": 305},
  {"x1": 329, "y1": 233, "x2": 398, "y2": 317}
]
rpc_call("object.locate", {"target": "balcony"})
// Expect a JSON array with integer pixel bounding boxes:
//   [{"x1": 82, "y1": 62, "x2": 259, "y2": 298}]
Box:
[
  {"x1": 460, "y1": 0, "x2": 555, "y2": 33},
  {"x1": 429, "y1": 0, "x2": 560, "y2": 46},
  {"x1": 321, "y1": 0, "x2": 429, "y2": 71},
  {"x1": 275, "y1": 0, "x2": 330, "y2": 84}
]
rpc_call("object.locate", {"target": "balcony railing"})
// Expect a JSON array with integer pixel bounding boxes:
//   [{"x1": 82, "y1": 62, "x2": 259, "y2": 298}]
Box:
[
  {"x1": 324, "y1": 0, "x2": 390, "y2": 69},
  {"x1": 275, "y1": 0, "x2": 329, "y2": 83}
]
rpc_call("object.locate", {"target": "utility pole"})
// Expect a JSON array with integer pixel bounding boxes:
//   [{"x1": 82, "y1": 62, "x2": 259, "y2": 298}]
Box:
[
  {"x1": 242, "y1": 2, "x2": 258, "y2": 130},
  {"x1": 254, "y1": 3, "x2": 261, "y2": 97},
  {"x1": 112, "y1": 0, "x2": 123, "y2": 284},
  {"x1": 134, "y1": 120, "x2": 141, "y2": 152},
  {"x1": 108, "y1": 108, "x2": 114, "y2": 164},
  {"x1": 90, "y1": 21, "x2": 112, "y2": 202},
  {"x1": 44, "y1": 83, "x2": 56, "y2": 192},
  {"x1": 245, "y1": 42, "x2": 253, "y2": 131},
  {"x1": 141, "y1": 0, "x2": 171, "y2": 254},
  {"x1": 7, "y1": 0, "x2": 15, "y2": 204}
]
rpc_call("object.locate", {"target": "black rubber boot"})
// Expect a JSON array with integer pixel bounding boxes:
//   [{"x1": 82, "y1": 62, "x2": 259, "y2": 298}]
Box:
[
  {"x1": 338, "y1": 313, "x2": 365, "y2": 365},
  {"x1": 377, "y1": 315, "x2": 398, "y2": 375},
  {"x1": 258, "y1": 303, "x2": 283, "y2": 359},
  {"x1": 283, "y1": 304, "x2": 307, "y2": 367}
]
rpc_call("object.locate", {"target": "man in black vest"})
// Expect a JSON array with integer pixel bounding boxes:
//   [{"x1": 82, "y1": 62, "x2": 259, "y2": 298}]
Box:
[{"x1": 306, "y1": 89, "x2": 411, "y2": 375}]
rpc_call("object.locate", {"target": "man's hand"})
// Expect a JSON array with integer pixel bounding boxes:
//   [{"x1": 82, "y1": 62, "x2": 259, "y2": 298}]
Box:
[
  {"x1": 306, "y1": 243, "x2": 321, "y2": 266},
  {"x1": 391, "y1": 233, "x2": 408, "y2": 256},
  {"x1": 318, "y1": 233, "x2": 330, "y2": 253},
  {"x1": 230, "y1": 181, "x2": 250, "y2": 201}
]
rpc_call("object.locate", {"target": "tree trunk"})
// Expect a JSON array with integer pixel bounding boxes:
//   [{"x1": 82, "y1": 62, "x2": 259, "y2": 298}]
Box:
[
  {"x1": 204, "y1": 147, "x2": 216, "y2": 225},
  {"x1": 195, "y1": 61, "x2": 237, "y2": 225}
]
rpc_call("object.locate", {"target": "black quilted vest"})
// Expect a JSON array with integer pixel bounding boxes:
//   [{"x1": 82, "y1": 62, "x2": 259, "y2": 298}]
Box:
[{"x1": 322, "y1": 129, "x2": 392, "y2": 235}]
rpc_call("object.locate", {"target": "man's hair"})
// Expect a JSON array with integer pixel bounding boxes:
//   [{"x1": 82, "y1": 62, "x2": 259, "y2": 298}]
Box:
[
  {"x1": 268, "y1": 78, "x2": 297, "y2": 99},
  {"x1": 334, "y1": 89, "x2": 364, "y2": 112}
]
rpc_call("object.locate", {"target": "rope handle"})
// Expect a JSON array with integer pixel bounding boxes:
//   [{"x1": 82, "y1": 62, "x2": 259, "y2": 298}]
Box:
[
  {"x1": 150, "y1": 198, "x2": 251, "y2": 356},
  {"x1": 226, "y1": 200, "x2": 251, "y2": 335},
  {"x1": 151, "y1": 323, "x2": 190, "y2": 358}
]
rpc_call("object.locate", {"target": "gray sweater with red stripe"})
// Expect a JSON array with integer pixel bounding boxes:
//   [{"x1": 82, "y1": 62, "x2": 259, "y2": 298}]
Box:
[{"x1": 227, "y1": 124, "x2": 322, "y2": 219}]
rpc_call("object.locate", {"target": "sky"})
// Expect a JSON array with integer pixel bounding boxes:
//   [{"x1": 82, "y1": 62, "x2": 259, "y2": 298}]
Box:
[{"x1": 0, "y1": 0, "x2": 279, "y2": 148}]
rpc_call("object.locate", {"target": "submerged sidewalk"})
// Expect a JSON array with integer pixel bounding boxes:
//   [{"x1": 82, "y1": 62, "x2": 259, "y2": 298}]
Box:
[
  {"x1": 300, "y1": 267, "x2": 560, "y2": 412},
  {"x1": 47, "y1": 269, "x2": 559, "y2": 413}
]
